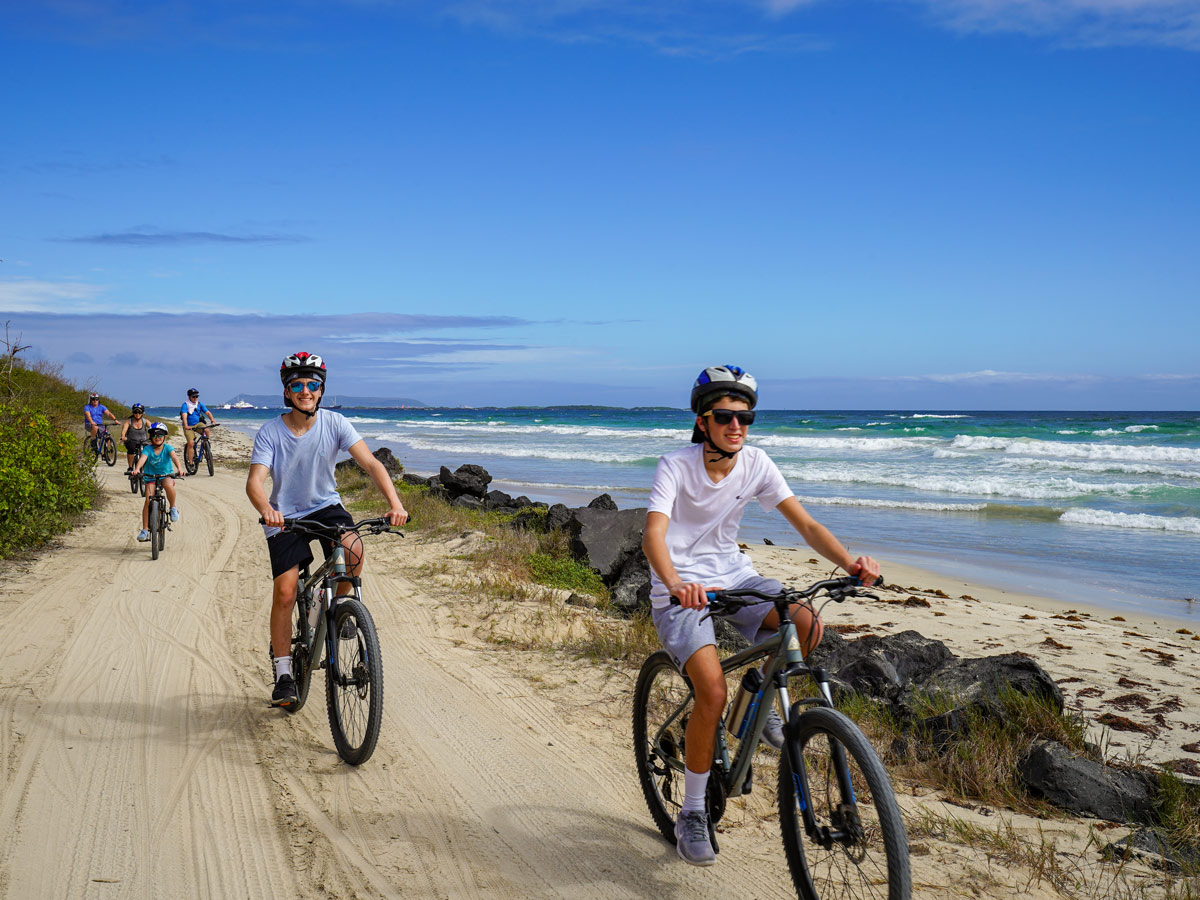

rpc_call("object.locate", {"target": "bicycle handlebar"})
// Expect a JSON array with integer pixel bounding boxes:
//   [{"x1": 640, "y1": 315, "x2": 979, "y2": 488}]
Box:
[
  {"x1": 669, "y1": 574, "x2": 884, "y2": 612},
  {"x1": 257, "y1": 515, "x2": 410, "y2": 537}
]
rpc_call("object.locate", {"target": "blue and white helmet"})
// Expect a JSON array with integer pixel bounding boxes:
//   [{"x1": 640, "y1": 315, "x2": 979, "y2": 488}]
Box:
[
  {"x1": 148, "y1": 422, "x2": 169, "y2": 438},
  {"x1": 690, "y1": 365, "x2": 758, "y2": 413}
]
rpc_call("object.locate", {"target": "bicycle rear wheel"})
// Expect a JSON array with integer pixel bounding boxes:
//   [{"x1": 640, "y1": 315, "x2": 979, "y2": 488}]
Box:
[
  {"x1": 778, "y1": 706, "x2": 910, "y2": 900},
  {"x1": 102, "y1": 435, "x2": 117, "y2": 466},
  {"x1": 325, "y1": 598, "x2": 383, "y2": 765},
  {"x1": 204, "y1": 439, "x2": 214, "y2": 476},
  {"x1": 149, "y1": 503, "x2": 160, "y2": 560},
  {"x1": 633, "y1": 650, "x2": 694, "y2": 843},
  {"x1": 184, "y1": 443, "x2": 198, "y2": 475}
]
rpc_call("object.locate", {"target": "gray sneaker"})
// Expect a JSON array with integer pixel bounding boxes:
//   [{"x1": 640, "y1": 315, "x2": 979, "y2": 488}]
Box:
[
  {"x1": 762, "y1": 706, "x2": 786, "y2": 751},
  {"x1": 674, "y1": 810, "x2": 716, "y2": 866}
]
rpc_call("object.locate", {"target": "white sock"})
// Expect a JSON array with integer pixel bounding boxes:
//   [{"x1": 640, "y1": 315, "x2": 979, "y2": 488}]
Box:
[
  {"x1": 682, "y1": 766, "x2": 709, "y2": 814},
  {"x1": 274, "y1": 656, "x2": 292, "y2": 680}
]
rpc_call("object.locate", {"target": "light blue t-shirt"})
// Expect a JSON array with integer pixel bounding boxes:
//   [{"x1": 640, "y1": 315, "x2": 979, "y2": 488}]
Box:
[
  {"x1": 140, "y1": 443, "x2": 176, "y2": 477},
  {"x1": 250, "y1": 409, "x2": 363, "y2": 536}
]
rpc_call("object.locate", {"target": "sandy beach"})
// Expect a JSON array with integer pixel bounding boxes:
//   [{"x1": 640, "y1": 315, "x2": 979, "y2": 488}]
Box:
[{"x1": 0, "y1": 434, "x2": 1196, "y2": 899}]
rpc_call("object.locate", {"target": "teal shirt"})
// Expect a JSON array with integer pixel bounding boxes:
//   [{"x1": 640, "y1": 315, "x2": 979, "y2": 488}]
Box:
[{"x1": 141, "y1": 443, "x2": 175, "y2": 477}]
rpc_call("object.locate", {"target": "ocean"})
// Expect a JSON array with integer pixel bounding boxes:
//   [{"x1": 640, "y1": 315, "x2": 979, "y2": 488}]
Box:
[{"x1": 171, "y1": 406, "x2": 1200, "y2": 621}]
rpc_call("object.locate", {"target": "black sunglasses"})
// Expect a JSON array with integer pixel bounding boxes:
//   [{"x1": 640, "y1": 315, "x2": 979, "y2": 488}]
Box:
[{"x1": 702, "y1": 409, "x2": 756, "y2": 426}]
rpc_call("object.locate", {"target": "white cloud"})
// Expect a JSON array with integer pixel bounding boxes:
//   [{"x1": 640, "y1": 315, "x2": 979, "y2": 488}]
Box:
[
  {"x1": 916, "y1": 0, "x2": 1200, "y2": 49},
  {"x1": 0, "y1": 279, "x2": 109, "y2": 312}
]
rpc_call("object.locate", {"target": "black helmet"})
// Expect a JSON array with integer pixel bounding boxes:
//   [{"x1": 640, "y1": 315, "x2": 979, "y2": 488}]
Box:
[{"x1": 131, "y1": 403, "x2": 145, "y2": 414}]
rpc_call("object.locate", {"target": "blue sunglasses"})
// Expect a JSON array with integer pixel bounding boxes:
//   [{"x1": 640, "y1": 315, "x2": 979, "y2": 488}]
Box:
[{"x1": 287, "y1": 380, "x2": 323, "y2": 393}]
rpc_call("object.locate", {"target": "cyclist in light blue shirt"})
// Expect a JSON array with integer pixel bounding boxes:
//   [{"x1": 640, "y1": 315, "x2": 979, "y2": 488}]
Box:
[
  {"x1": 246, "y1": 352, "x2": 408, "y2": 708},
  {"x1": 131, "y1": 422, "x2": 182, "y2": 541}
]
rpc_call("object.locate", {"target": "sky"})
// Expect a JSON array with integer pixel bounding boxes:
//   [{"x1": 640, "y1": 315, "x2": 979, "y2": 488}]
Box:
[{"x1": 1, "y1": 0, "x2": 1198, "y2": 409}]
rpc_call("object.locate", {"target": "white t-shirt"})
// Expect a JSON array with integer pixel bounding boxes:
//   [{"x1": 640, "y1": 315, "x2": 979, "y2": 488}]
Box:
[{"x1": 647, "y1": 443, "x2": 794, "y2": 608}]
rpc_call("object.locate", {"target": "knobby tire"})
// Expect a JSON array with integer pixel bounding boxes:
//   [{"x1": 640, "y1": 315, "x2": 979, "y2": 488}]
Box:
[
  {"x1": 778, "y1": 706, "x2": 910, "y2": 900},
  {"x1": 204, "y1": 439, "x2": 214, "y2": 476},
  {"x1": 325, "y1": 598, "x2": 383, "y2": 765},
  {"x1": 633, "y1": 650, "x2": 694, "y2": 843},
  {"x1": 149, "y1": 503, "x2": 160, "y2": 560},
  {"x1": 102, "y1": 435, "x2": 117, "y2": 466}
]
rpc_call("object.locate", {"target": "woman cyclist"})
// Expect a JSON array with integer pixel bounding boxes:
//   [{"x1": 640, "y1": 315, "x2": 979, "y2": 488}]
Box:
[{"x1": 120, "y1": 403, "x2": 150, "y2": 474}]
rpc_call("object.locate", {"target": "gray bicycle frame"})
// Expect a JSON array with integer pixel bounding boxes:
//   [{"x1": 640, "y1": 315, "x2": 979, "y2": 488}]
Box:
[
  {"x1": 654, "y1": 608, "x2": 837, "y2": 797},
  {"x1": 295, "y1": 539, "x2": 363, "y2": 682}
]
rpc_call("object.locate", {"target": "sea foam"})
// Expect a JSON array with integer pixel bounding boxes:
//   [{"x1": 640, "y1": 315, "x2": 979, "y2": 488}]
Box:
[{"x1": 1060, "y1": 509, "x2": 1200, "y2": 534}]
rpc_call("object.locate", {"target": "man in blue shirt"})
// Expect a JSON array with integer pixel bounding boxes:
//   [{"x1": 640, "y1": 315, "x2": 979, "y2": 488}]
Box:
[
  {"x1": 245, "y1": 352, "x2": 407, "y2": 708},
  {"x1": 179, "y1": 387, "x2": 216, "y2": 470}
]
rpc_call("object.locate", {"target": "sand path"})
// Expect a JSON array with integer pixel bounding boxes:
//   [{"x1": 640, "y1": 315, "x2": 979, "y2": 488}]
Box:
[{"x1": 0, "y1": 458, "x2": 801, "y2": 899}]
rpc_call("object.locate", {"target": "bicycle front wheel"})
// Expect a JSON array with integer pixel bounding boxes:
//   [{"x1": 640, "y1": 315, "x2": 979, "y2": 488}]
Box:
[
  {"x1": 149, "y1": 503, "x2": 160, "y2": 560},
  {"x1": 633, "y1": 650, "x2": 694, "y2": 844},
  {"x1": 779, "y1": 706, "x2": 910, "y2": 900},
  {"x1": 129, "y1": 474, "x2": 139, "y2": 494},
  {"x1": 326, "y1": 598, "x2": 383, "y2": 765},
  {"x1": 204, "y1": 440, "x2": 214, "y2": 476},
  {"x1": 102, "y1": 435, "x2": 117, "y2": 466}
]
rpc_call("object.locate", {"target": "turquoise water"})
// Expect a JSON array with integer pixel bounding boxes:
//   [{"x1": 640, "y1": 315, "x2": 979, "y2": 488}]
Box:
[{"x1": 175, "y1": 407, "x2": 1200, "y2": 620}]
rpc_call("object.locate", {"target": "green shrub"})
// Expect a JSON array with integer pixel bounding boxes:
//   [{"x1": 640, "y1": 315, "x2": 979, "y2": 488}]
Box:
[
  {"x1": 0, "y1": 404, "x2": 96, "y2": 556},
  {"x1": 526, "y1": 551, "x2": 606, "y2": 594}
]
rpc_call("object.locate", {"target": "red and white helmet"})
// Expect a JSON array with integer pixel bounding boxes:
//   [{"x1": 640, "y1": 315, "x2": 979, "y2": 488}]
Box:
[{"x1": 279, "y1": 352, "x2": 326, "y2": 386}]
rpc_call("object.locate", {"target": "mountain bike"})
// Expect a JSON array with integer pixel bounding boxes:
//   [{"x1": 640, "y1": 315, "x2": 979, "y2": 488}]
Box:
[
  {"x1": 84, "y1": 424, "x2": 118, "y2": 466},
  {"x1": 264, "y1": 515, "x2": 403, "y2": 765},
  {"x1": 633, "y1": 576, "x2": 910, "y2": 900},
  {"x1": 145, "y1": 473, "x2": 177, "y2": 560},
  {"x1": 183, "y1": 423, "x2": 219, "y2": 476}
]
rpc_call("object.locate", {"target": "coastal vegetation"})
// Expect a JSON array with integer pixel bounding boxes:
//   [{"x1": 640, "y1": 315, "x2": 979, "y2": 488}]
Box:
[{"x1": 0, "y1": 335, "x2": 120, "y2": 558}]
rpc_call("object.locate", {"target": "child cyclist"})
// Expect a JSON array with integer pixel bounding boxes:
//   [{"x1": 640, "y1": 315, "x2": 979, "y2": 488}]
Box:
[
  {"x1": 245, "y1": 352, "x2": 408, "y2": 709},
  {"x1": 642, "y1": 365, "x2": 879, "y2": 867},
  {"x1": 132, "y1": 422, "x2": 182, "y2": 541}
]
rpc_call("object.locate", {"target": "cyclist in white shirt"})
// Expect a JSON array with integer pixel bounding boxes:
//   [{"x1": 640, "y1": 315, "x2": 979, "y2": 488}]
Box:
[{"x1": 642, "y1": 365, "x2": 880, "y2": 867}]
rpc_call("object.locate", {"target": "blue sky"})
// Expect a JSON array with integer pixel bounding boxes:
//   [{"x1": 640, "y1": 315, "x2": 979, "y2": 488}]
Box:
[{"x1": 1, "y1": 0, "x2": 1197, "y2": 409}]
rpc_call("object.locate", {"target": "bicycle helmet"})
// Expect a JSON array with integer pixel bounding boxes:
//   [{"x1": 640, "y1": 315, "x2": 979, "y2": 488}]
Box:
[
  {"x1": 690, "y1": 365, "x2": 758, "y2": 459},
  {"x1": 131, "y1": 403, "x2": 145, "y2": 414},
  {"x1": 88, "y1": 392, "x2": 101, "y2": 402},
  {"x1": 280, "y1": 352, "x2": 327, "y2": 418},
  {"x1": 148, "y1": 422, "x2": 169, "y2": 438},
  {"x1": 187, "y1": 388, "x2": 200, "y2": 397},
  {"x1": 690, "y1": 365, "x2": 758, "y2": 413}
]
